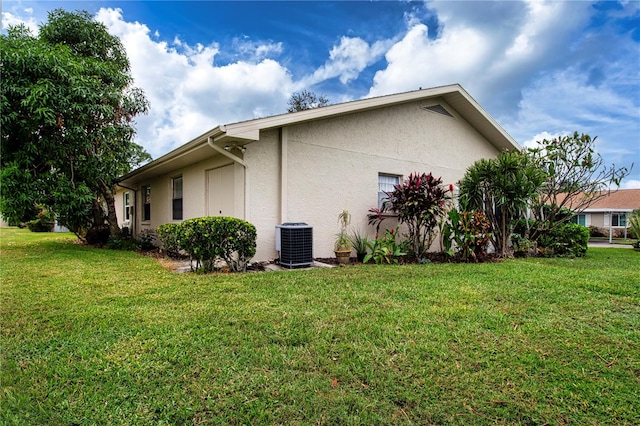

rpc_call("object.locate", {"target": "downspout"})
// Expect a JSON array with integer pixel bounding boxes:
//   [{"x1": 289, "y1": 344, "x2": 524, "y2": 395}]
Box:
[
  {"x1": 207, "y1": 137, "x2": 250, "y2": 222},
  {"x1": 116, "y1": 183, "x2": 137, "y2": 236},
  {"x1": 280, "y1": 127, "x2": 288, "y2": 224}
]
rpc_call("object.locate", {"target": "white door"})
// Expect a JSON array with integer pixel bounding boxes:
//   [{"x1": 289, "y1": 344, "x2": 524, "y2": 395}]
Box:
[{"x1": 207, "y1": 165, "x2": 235, "y2": 217}]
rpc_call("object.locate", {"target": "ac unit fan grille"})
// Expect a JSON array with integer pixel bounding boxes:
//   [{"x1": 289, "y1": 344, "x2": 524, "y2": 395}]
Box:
[{"x1": 278, "y1": 224, "x2": 313, "y2": 268}]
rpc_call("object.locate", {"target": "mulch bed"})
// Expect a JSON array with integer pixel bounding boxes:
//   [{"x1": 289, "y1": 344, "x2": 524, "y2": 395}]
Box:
[{"x1": 315, "y1": 252, "x2": 501, "y2": 265}]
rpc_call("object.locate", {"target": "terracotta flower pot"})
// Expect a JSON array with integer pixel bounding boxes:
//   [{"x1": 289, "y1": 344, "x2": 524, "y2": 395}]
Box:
[{"x1": 334, "y1": 249, "x2": 351, "y2": 264}]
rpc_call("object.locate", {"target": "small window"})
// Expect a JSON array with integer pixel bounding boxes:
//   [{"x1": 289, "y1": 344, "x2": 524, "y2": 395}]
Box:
[
  {"x1": 172, "y1": 176, "x2": 183, "y2": 221},
  {"x1": 611, "y1": 213, "x2": 626, "y2": 227},
  {"x1": 378, "y1": 174, "x2": 400, "y2": 209},
  {"x1": 124, "y1": 192, "x2": 131, "y2": 221},
  {"x1": 142, "y1": 186, "x2": 151, "y2": 221},
  {"x1": 571, "y1": 214, "x2": 586, "y2": 226}
]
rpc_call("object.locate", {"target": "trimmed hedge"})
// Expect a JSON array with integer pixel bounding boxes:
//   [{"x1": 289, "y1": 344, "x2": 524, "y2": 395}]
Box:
[
  {"x1": 537, "y1": 222, "x2": 590, "y2": 257},
  {"x1": 157, "y1": 217, "x2": 257, "y2": 273},
  {"x1": 157, "y1": 223, "x2": 182, "y2": 258}
]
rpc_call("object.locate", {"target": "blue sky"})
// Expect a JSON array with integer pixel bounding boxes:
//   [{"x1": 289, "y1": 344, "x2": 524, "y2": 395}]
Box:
[{"x1": 3, "y1": 0, "x2": 640, "y2": 187}]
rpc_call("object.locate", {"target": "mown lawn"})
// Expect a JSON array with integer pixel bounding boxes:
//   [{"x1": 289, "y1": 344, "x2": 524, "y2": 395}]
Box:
[{"x1": 1, "y1": 228, "x2": 638, "y2": 425}]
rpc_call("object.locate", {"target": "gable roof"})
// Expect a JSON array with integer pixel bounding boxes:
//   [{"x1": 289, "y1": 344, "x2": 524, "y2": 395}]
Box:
[
  {"x1": 580, "y1": 189, "x2": 640, "y2": 212},
  {"x1": 119, "y1": 84, "x2": 520, "y2": 185}
]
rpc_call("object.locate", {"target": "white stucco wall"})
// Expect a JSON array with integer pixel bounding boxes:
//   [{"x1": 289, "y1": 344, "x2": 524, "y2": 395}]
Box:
[
  {"x1": 281, "y1": 99, "x2": 498, "y2": 259},
  {"x1": 243, "y1": 129, "x2": 281, "y2": 260},
  {"x1": 117, "y1": 98, "x2": 502, "y2": 262},
  {"x1": 115, "y1": 153, "x2": 242, "y2": 235}
]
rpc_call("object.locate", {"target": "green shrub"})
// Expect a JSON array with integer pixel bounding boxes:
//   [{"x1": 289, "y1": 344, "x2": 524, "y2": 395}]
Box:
[
  {"x1": 137, "y1": 229, "x2": 157, "y2": 251},
  {"x1": 26, "y1": 209, "x2": 55, "y2": 232},
  {"x1": 589, "y1": 225, "x2": 606, "y2": 238},
  {"x1": 369, "y1": 172, "x2": 450, "y2": 260},
  {"x1": 442, "y1": 208, "x2": 491, "y2": 262},
  {"x1": 157, "y1": 223, "x2": 182, "y2": 258},
  {"x1": 628, "y1": 209, "x2": 640, "y2": 240},
  {"x1": 85, "y1": 224, "x2": 110, "y2": 245},
  {"x1": 107, "y1": 229, "x2": 157, "y2": 251},
  {"x1": 363, "y1": 228, "x2": 407, "y2": 264},
  {"x1": 537, "y1": 223, "x2": 589, "y2": 257},
  {"x1": 159, "y1": 217, "x2": 257, "y2": 273},
  {"x1": 106, "y1": 236, "x2": 138, "y2": 251}
]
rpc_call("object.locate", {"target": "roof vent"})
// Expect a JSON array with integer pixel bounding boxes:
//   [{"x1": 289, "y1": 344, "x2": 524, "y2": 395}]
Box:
[{"x1": 421, "y1": 104, "x2": 453, "y2": 117}]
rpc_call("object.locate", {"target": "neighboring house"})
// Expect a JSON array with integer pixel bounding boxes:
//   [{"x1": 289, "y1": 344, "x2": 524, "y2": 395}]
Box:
[
  {"x1": 570, "y1": 189, "x2": 640, "y2": 239},
  {"x1": 115, "y1": 84, "x2": 520, "y2": 261}
]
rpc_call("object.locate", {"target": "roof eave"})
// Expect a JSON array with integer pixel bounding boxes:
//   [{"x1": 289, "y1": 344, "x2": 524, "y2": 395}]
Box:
[{"x1": 118, "y1": 126, "x2": 225, "y2": 185}]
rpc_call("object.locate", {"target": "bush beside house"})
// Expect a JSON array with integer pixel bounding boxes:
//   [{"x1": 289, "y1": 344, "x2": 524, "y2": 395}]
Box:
[{"x1": 157, "y1": 217, "x2": 257, "y2": 273}]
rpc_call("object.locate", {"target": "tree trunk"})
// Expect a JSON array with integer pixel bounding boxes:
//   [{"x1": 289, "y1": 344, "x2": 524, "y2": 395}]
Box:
[
  {"x1": 92, "y1": 198, "x2": 104, "y2": 226},
  {"x1": 99, "y1": 179, "x2": 122, "y2": 239},
  {"x1": 500, "y1": 207, "x2": 507, "y2": 257}
]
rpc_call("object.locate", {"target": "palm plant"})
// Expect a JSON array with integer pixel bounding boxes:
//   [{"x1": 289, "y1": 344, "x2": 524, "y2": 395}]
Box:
[
  {"x1": 628, "y1": 209, "x2": 640, "y2": 247},
  {"x1": 459, "y1": 151, "x2": 546, "y2": 257},
  {"x1": 334, "y1": 209, "x2": 351, "y2": 251},
  {"x1": 349, "y1": 228, "x2": 370, "y2": 260}
]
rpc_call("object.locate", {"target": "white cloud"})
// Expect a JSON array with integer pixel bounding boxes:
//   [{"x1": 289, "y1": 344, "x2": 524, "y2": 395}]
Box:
[
  {"x1": 1, "y1": 10, "x2": 39, "y2": 34},
  {"x1": 232, "y1": 37, "x2": 283, "y2": 61},
  {"x1": 620, "y1": 179, "x2": 640, "y2": 190},
  {"x1": 303, "y1": 36, "x2": 392, "y2": 86},
  {"x1": 3, "y1": 1, "x2": 638, "y2": 185},
  {"x1": 363, "y1": 0, "x2": 638, "y2": 182},
  {"x1": 521, "y1": 131, "x2": 570, "y2": 150},
  {"x1": 95, "y1": 8, "x2": 295, "y2": 158},
  {"x1": 368, "y1": 0, "x2": 593, "y2": 102},
  {"x1": 505, "y1": 65, "x2": 639, "y2": 174},
  {"x1": 368, "y1": 22, "x2": 492, "y2": 97}
]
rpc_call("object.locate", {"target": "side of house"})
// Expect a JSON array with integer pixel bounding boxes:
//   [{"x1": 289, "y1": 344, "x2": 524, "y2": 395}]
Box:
[{"x1": 115, "y1": 85, "x2": 519, "y2": 261}]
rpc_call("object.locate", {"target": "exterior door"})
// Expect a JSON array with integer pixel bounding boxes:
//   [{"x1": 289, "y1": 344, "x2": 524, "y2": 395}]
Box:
[{"x1": 207, "y1": 165, "x2": 235, "y2": 217}]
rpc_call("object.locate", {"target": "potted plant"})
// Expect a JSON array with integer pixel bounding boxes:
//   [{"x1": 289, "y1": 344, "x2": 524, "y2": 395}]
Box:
[
  {"x1": 334, "y1": 209, "x2": 352, "y2": 264},
  {"x1": 349, "y1": 228, "x2": 369, "y2": 262}
]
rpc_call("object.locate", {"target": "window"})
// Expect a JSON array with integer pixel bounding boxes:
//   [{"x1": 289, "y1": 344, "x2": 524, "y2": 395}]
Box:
[
  {"x1": 172, "y1": 176, "x2": 183, "y2": 220},
  {"x1": 378, "y1": 174, "x2": 400, "y2": 209},
  {"x1": 124, "y1": 192, "x2": 131, "y2": 222},
  {"x1": 142, "y1": 186, "x2": 151, "y2": 221},
  {"x1": 571, "y1": 214, "x2": 586, "y2": 226},
  {"x1": 612, "y1": 213, "x2": 626, "y2": 227}
]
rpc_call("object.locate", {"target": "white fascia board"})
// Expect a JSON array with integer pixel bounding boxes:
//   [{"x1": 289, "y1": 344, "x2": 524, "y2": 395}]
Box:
[
  {"x1": 220, "y1": 84, "x2": 464, "y2": 134},
  {"x1": 219, "y1": 83, "x2": 519, "y2": 152},
  {"x1": 119, "y1": 126, "x2": 225, "y2": 181},
  {"x1": 214, "y1": 125, "x2": 260, "y2": 143},
  {"x1": 582, "y1": 208, "x2": 634, "y2": 213}
]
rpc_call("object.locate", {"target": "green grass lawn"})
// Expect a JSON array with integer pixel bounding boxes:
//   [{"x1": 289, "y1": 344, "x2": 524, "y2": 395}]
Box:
[{"x1": 1, "y1": 228, "x2": 639, "y2": 425}]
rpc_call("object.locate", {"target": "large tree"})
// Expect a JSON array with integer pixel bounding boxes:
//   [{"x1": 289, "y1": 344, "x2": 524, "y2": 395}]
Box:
[
  {"x1": 527, "y1": 132, "x2": 631, "y2": 227},
  {"x1": 0, "y1": 9, "x2": 149, "y2": 239}
]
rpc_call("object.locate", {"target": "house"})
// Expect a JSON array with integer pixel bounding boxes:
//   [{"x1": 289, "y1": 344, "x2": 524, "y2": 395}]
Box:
[
  {"x1": 570, "y1": 189, "x2": 640, "y2": 239},
  {"x1": 115, "y1": 84, "x2": 520, "y2": 261}
]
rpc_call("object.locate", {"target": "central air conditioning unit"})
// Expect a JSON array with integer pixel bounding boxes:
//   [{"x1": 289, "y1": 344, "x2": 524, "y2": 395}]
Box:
[{"x1": 276, "y1": 223, "x2": 313, "y2": 268}]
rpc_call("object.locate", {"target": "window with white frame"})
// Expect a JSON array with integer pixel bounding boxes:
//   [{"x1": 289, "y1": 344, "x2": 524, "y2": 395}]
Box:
[
  {"x1": 605, "y1": 212, "x2": 627, "y2": 227},
  {"x1": 172, "y1": 176, "x2": 183, "y2": 220},
  {"x1": 378, "y1": 174, "x2": 400, "y2": 209},
  {"x1": 142, "y1": 185, "x2": 151, "y2": 221},
  {"x1": 571, "y1": 214, "x2": 586, "y2": 226},
  {"x1": 611, "y1": 213, "x2": 626, "y2": 227},
  {"x1": 123, "y1": 192, "x2": 131, "y2": 222}
]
